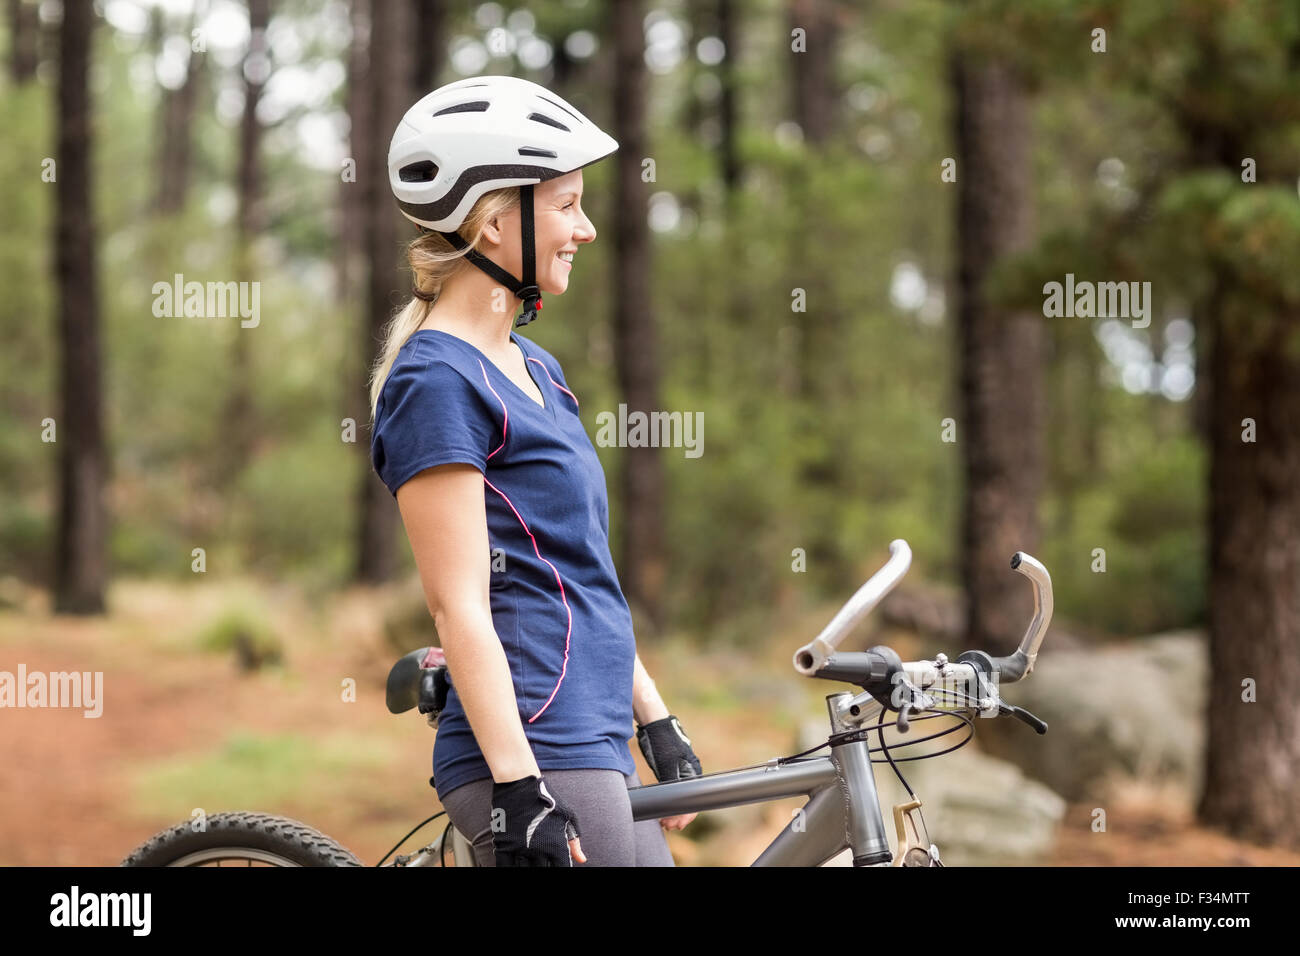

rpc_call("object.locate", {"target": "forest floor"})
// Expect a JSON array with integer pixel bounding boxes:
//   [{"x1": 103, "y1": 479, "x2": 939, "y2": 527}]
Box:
[{"x1": 1, "y1": 577, "x2": 1296, "y2": 868}]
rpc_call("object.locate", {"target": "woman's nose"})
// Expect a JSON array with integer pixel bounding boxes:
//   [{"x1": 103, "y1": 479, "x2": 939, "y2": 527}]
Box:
[{"x1": 576, "y1": 212, "x2": 596, "y2": 243}]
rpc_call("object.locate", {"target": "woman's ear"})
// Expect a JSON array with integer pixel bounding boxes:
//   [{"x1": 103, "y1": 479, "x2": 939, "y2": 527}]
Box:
[{"x1": 483, "y1": 205, "x2": 519, "y2": 249}]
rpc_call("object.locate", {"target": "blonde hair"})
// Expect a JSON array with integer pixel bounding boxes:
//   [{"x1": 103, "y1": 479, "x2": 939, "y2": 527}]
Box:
[{"x1": 367, "y1": 186, "x2": 521, "y2": 421}]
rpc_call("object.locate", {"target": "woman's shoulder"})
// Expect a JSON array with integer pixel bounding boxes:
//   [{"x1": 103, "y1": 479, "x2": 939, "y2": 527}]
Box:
[
  {"x1": 389, "y1": 333, "x2": 487, "y2": 386},
  {"x1": 377, "y1": 336, "x2": 493, "y2": 421}
]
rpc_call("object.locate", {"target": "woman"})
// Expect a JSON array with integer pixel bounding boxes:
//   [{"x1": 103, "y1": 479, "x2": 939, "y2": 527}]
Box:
[{"x1": 368, "y1": 76, "x2": 702, "y2": 867}]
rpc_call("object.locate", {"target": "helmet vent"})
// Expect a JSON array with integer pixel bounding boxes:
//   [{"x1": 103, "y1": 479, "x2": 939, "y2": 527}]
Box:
[
  {"x1": 398, "y1": 160, "x2": 439, "y2": 183},
  {"x1": 538, "y1": 95, "x2": 581, "y2": 123},
  {"x1": 433, "y1": 100, "x2": 489, "y2": 116},
  {"x1": 527, "y1": 112, "x2": 570, "y2": 132},
  {"x1": 518, "y1": 146, "x2": 558, "y2": 158}
]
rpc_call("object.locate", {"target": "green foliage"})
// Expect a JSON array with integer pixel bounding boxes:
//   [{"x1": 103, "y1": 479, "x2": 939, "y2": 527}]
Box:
[
  {"x1": 0, "y1": 82, "x2": 54, "y2": 578},
  {"x1": 129, "y1": 731, "x2": 397, "y2": 818},
  {"x1": 194, "y1": 591, "x2": 284, "y2": 672},
  {"x1": 13, "y1": 0, "x2": 1294, "y2": 647},
  {"x1": 1108, "y1": 444, "x2": 1206, "y2": 632},
  {"x1": 1045, "y1": 435, "x2": 1205, "y2": 633},
  {"x1": 1157, "y1": 174, "x2": 1300, "y2": 309},
  {"x1": 231, "y1": 417, "x2": 356, "y2": 580}
]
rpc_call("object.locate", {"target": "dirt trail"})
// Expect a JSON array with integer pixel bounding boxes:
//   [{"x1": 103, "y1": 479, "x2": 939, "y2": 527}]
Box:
[{"x1": 2, "y1": 580, "x2": 1295, "y2": 867}]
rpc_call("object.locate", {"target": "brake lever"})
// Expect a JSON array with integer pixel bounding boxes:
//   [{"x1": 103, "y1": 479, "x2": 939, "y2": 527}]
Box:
[
  {"x1": 896, "y1": 702, "x2": 914, "y2": 733},
  {"x1": 998, "y1": 701, "x2": 1048, "y2": 734},
  {"x1": 894, "y1": 685, "x2": 935, "y2": 733}
]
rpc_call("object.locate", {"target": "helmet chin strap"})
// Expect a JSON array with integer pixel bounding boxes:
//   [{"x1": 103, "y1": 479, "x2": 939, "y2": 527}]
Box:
[{"x1": 435, "y1": 184, "x2": 543, "y2": 329}]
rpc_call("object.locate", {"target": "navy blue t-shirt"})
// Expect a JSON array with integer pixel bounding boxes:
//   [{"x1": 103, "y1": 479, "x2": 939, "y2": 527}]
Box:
[{"x1": 370, "y1": 327, "x2": 637, "y2": 800}]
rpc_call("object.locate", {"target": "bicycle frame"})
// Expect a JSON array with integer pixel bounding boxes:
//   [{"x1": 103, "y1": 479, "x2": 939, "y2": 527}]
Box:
[{"x1": 625, "y1": 690, "x2": 899, "y2": 867}]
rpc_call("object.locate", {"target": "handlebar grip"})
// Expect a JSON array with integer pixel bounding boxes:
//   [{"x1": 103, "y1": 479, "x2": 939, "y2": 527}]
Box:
[
  {"x1": 956, "y1": 648, "x2": 1029, "y2": 685},
  {"x1": 813, "y1": 649, "x2": 897, "y2": 686},
  {"x1": 814, "y1": 646, "x2": 903, "y2": 709},
  {"x1": 990, "y1": 652, "x2": 1029, "y2": 682}
]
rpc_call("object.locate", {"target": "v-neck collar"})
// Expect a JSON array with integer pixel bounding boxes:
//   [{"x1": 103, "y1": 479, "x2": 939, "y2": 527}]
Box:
[{"x1": 412, "y1": 328, "x2": 552, "y2": 417}]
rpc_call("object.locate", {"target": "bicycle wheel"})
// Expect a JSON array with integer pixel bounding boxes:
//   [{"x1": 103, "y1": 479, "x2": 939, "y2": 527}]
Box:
[{"x1": 121, "y1": 811, "x2": 365, "y2": 867}]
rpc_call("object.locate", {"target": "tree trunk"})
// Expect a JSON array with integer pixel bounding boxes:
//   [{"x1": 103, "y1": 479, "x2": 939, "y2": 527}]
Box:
[
  {"x1": 786, "y1": 172, "x2": 844, "y2": 590},
  {"x1": 217, "y1": 0, "x2": 270, "y2": 494},
  {"x1": 8, "y1": 0, "x2": 38, "y2": 83},
  {"x1": 411, "y1": 0, "x2": 444, "y2": 95},
  {"x1": 353, "y1": 0, "x2": 414, "y2": 583},
  {"x1": 786, "y1": 0, "x2": 838, "y2": 145},
  {"x1": 155, "y1": 12, "x2": 206, "y2": 215},
  {"x1": 235, "y1": 0, "x2": 269, "y2": 266},
  {"x1": 950, "y1": 51, "x2": 1043, "y2": 656},
  {"x1": 52, "y1": 0, "x2": 107, "y2": 614},
  {"x1": 717, "y1": 0, "x2": 741, "y2": 196},
  {"x1": 336, "y1": 0, "x2": 368, "y2": 306},
  {"x1": 551, "y1": 30, "x2": 576, "y2": 91},
  {"x1": 336, "y1": 0, "x2": 369, "y2": 450},
  {"x1": 1196, "y1": 289, "x2": 1300, "y2": 848},
  {"x1": 1180, "y1": 107, "x2": 1300, "y2": 846},
  {"x1": 610, "y1": 0, "x2": 666, "y2": 634}
]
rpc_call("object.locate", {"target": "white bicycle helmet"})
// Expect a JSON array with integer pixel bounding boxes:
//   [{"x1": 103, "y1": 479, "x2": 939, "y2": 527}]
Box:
[{"x1": 388, "y1": 75, "x2": 618, "y2": 327}]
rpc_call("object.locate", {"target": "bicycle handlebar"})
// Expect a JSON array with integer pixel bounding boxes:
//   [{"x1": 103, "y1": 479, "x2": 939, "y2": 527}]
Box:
[
  {"x1": 793, "y1": 541, "x2": 1053, "y2": 682},
  {"x1": 791, "y1": 540, "x2": 1054, "y2": 734},
  {"x1": 792, "y1": 539, "x2": 912, "y2": 676},
  {"x1": 972, "y1": 551, "x2": 1053, "y2": 683}
]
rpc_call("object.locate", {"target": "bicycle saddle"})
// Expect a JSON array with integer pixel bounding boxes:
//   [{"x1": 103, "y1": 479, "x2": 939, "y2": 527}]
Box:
[{"x1": 385, "y1": 646, "x2": 450, "y2": 722}]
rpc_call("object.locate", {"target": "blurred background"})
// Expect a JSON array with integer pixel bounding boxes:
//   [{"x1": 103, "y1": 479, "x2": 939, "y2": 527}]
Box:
[{"x1": 1, "y1": 0, "x2": 1298, "y2": 866}]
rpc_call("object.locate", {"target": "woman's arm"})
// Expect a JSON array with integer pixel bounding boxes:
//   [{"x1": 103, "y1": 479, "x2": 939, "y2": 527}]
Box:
[
  {"x1": 631, "y1": 653, "x2": 700, "y2": 831},
  {"x1": 397, "y1": 463, "x2": 541, "y2": 783},
  {"x1": 632, "y1": 653, "x2": 671, "y2": 725}
]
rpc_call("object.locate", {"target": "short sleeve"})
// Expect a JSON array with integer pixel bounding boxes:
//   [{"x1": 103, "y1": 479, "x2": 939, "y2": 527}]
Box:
[{"x1": 370, "y1": 356, "x2": 498, "y2": 497}]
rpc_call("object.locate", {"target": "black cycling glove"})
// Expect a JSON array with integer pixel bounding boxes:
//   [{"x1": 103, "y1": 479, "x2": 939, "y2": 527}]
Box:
[
  {"x1": 490, "y1": 774, "x2": 582, "y2": 867},
  {"x1": 636, "y1": 715, "x2": 703, "y2": 783}
]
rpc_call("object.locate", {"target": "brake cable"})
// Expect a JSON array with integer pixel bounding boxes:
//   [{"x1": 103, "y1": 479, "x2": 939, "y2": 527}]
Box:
[
  {"x1": 776, "y1": 708, "x2": 976, "y2": 766},
  {"x1": 376, "y1": 810, "x2": 447, "y2": 867}
]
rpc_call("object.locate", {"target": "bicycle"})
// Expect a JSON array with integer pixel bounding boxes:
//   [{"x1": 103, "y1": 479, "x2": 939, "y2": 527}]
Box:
[{"x1": 121, "y1": 539, "x2": 1052, "y2": 867}]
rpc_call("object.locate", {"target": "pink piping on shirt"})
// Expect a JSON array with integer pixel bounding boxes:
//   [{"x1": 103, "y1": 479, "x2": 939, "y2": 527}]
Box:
[
  {"x1": 525, "y1": 356, "x2": 579, "y2": 408},
  {"x1": 476, "y1": 358, "x2": 573, "y2": 723},
  {"x1": 478, "y1": 359, "x2": 508, "y2": 460}
]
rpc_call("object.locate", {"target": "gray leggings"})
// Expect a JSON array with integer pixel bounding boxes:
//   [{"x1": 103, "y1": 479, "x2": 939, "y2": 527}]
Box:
[{"x1": 440, "y1": 768, "x2": 675, "y2": 867}]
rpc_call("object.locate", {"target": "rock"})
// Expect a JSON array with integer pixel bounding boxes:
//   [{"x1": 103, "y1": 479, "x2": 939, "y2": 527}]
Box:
[
  {"x1": 870, "y1": 745, "x2": 1067, "y2": 865},
  {"x1": 972, "y1": 630, "x2": 1207, "y2": 803}
]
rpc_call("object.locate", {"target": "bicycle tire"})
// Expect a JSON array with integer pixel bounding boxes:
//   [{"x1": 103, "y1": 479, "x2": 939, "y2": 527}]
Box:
[{"x1": 121, "y1": 811, "x2": 365, "y2": 867}]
